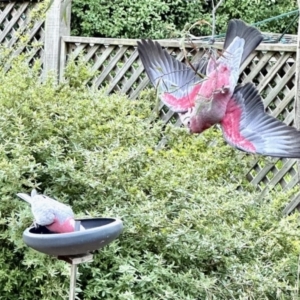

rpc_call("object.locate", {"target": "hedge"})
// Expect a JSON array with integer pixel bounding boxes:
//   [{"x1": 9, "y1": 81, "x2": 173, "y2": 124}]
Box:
[{"x1": 0, "y1": 56, "x2": 299, "y2": 299}]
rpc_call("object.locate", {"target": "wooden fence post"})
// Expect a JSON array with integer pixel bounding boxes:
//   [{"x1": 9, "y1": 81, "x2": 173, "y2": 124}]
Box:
[
  {"x1": 285, "y1": 4, "x2": 300, "y2": 214},
  {"x1": 296, "y1": 5, "x2": 300, "y2": 141},
  {"x1": 43, "y1": 0, "x2": 71, "y2": 80}
]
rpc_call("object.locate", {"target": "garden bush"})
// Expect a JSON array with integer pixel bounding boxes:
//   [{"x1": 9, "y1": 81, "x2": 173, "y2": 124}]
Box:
[
  {"x1": 0, "y1": 56, "x2": 299, "y2": 299},
  {"x1": 71, "y1": 0, "x2": 297, "y2": 39}
]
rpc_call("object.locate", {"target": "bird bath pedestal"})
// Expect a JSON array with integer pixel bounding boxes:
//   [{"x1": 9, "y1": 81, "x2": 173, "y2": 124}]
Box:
[
  {"x1": 58, "y1": 253, "x2": 94, "y2": 300},
  {"x1": 23, "y1": 218, "x2": 123, "y2": 300}
]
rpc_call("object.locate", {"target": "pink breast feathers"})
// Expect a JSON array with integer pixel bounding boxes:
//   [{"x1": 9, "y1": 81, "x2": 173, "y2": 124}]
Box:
[{"x1": 46, "y1": 217, "x2": 75, "y2": 233}]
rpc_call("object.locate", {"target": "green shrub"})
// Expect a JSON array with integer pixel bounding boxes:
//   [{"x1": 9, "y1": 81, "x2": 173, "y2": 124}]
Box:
[
  {"x1": 71, "y1": 0, "x2": 297, "y2": 38},
  {"x1": 71, "y1": 0, "x2": 204, "y2": 39},
  {"x1": 0, "y1": 56, "x2": 299, "y2": 299}
]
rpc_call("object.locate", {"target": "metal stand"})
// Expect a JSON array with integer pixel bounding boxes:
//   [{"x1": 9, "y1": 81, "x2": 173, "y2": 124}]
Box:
[{"x1": 58, "y1": 253, "x2": 94, "y2": 300}]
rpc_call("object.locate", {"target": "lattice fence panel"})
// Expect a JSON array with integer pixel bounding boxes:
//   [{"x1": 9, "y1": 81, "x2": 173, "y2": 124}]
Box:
[
  {"x1": 239, "y1": 50, "x2": 298, "y2": 194},
  {"x1": 60, "y1": 37, "x2": 298, "y2": 199},
  {"x1": 61, "y1": 37, "x2": 203, "y2": 100},
  {"x1": 0, "y1": 1, "x2": 44, "y2": 69}
]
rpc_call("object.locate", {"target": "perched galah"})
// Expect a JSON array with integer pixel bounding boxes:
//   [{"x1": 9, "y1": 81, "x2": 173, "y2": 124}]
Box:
[
  {"x1": 17, "y1": 189, "x2": 83, "y2": 233},
  {"x1": 138, "y1": 19, "x2": 300, "y2": 158}
]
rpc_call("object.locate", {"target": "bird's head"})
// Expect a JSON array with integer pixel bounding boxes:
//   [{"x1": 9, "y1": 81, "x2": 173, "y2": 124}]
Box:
[
  {"x1": 180, "y1": 98, "x2": 213, "y2": 134},
  {"x1": 178, "y1": 110, "x2": 207, "y2": 134},
  {"x1": 189, "y1": 115, "x2": 210, "y2": 134}
]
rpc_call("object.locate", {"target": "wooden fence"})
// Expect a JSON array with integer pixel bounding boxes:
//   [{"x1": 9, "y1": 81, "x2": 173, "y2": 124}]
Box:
[
  {"x1": 1, "y1": 0, "x2": 300, "y2": 213},
  {"x1": 0, "y1": 1, "x2": 44, "y2": 68}
]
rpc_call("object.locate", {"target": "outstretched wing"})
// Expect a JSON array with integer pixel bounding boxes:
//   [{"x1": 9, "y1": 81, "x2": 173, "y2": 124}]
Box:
[
  {"x1": 221, "y1": 83, "x2": 300, "y2": 158},
  {"x1": 137, "y1": 39, "x2": 204, "y2": 112}
]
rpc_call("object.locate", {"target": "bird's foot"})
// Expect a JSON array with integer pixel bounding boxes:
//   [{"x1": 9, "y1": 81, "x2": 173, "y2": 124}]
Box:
[
  {"x1": 32, "y1": 220, "x2": 39, "y2": 228},
  {"x1": 213, "y1": 85, "x2": 230, "y2": 94}
]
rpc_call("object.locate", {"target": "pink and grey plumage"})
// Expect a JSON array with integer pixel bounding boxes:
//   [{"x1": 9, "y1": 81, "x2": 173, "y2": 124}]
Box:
[
  {"x1": 17, "y1": 189, "x2": 79, "y2": 233},
  {"x1": 138, "y1": 19, "x2": 300, "y2": 158},
  {"x1": 137, "y1": 19, "x2": 263, "y2": 113},
  {"x1": 223, "y1": 83, "x2": 300, "y2": 157}
]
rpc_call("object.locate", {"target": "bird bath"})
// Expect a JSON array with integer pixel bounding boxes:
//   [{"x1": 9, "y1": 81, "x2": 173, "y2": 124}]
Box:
[
  {"x1": 23, "y1": 217, "x2": 123, "y2": 256},
  {"x1": 23, "y1": 217, "x2": 123, "y2": 300}
]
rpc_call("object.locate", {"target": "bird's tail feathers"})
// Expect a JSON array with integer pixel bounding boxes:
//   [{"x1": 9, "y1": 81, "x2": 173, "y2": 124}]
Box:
[
  {"x1": 31, "y1": 189, "x2": 38, "y2": 197},
  {"x1": 224, "y1": 19, "x2": 263, "y2": 65},
  {"x1": 16, "y1": 193, "x2": 32, "y2": 204}
]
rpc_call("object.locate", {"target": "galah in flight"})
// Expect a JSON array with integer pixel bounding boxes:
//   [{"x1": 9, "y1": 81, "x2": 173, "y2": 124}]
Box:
[
  {"x1": 137, "y1": 19, "x2": 300, "y2": 158},
  {"x1": 17, "y1": 189, "x2": 84, "y2": 233}
]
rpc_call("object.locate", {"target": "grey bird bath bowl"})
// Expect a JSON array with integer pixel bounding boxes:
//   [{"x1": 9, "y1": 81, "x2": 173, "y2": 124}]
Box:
[{"x1": 23, "y1": 217, "x2": 123, "y2": 256}]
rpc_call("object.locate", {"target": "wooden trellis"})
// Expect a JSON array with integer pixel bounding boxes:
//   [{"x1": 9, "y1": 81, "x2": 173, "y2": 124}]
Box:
[
  {"x1": 60, "y1": 37, "x2": 188, "y2": 99},
  {"x1": 0, "y1": 0, "x2": 70, "y2": 76},
  {"x1": 0, "y1": 1, "x2": 44, "y2": 68},
  {"x1": 240, "y1": 47, "x2": 297, "y2": 194}
]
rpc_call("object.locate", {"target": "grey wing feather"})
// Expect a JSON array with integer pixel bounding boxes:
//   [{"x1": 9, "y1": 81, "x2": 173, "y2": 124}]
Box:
[
  {"x1": 17, "y1": 190, "x2": 62, "y2": 226},
  {"x1": 31, "y1": 202, "x2": 56, "y2": 226},
  {"x1": 137, "y1": 39, "x2": 203, "y2": 112},
  {"x1": 231, "y1": 83, "x2": 300, "y2": 158},
  {"x1": 31, "y1": 189, "x2": 38, "y2": 197},
  {"x1": 207, "y1": 19, "x2": 263, "y2": 86},
  {"x1": 193, "y1": 20, "x2": 262, "y2": 76}
]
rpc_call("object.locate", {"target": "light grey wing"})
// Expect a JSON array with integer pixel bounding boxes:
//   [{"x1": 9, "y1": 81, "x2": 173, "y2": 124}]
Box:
[
  {"x1": 216, "y1": 36, "x2": 245, "y2": 88},
  {"x1": 31, "y1": 205, "x2": 56, "y2": 226},
  {"x1": 30, "y1": 194, "x2": 56, "y2": 226},
  {"x1": 207, "y1": 19, "x2": 263, "y2": 87}
]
